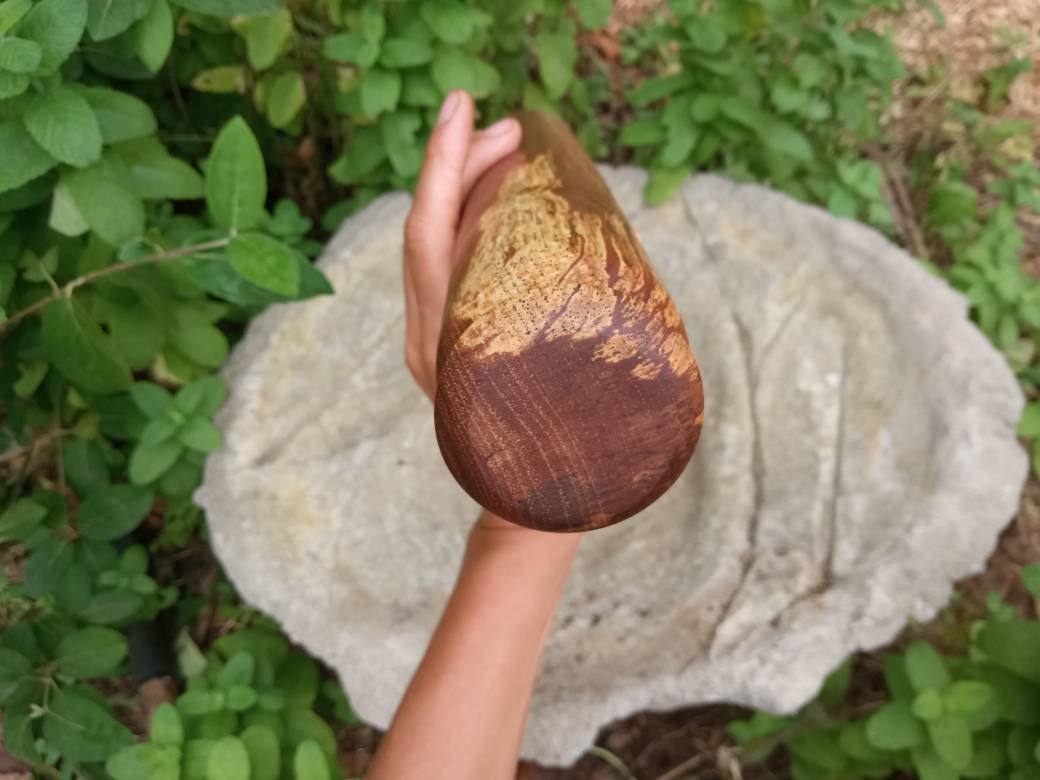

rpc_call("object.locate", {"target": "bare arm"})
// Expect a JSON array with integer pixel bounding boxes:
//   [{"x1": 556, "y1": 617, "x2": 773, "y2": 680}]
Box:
[
  {"x1": 368, "y1": 513, "x2": 578, "y2": 779},
  {"x1": 367, "y1": 91, "x2": 581, "y2": 779}
]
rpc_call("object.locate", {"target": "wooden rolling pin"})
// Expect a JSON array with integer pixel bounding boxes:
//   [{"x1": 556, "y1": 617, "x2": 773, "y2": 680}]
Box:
[{"x1": 434, "y1": 111, "x2": 704, "y2": 532}]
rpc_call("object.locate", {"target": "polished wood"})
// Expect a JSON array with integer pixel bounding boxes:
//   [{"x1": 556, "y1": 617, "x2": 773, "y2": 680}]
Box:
[{"x1": 434, "y1": 111, "x2": 704, "y2": 532}]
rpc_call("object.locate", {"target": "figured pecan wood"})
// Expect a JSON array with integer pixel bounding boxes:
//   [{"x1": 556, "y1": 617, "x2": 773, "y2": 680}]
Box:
[{"x1": 434, "y1": 111, "x2": 704, "y2": 532}]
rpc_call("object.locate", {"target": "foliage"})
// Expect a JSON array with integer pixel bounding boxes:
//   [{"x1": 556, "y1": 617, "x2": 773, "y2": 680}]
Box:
[
  {"x1": 105, "y1": 628, "x2": 356, "y2": 780},
  {"x1": 729, "y1": 567, "x2": 1040, "y2": 780},
  {"x1": 618, "y1": 0, "x2": 903, "y2": 228},
  {"x1": 1, "y1": 0, "x2": 1038, "y2": 776}
]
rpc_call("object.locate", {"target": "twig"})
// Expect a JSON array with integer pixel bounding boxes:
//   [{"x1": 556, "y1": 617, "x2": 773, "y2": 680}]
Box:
[
  {"x1": 862, "y1": 142, "x2": 931, "y2": 262},
  {"x1": 589, "y1": 746, "x2": 638, "y2": 780},
  {"x1": 656, "y1": 751, "x2": 712, "y2": 780},
  {"x1": 0, "y1": 237, "x2": 230, "y2": 336}
]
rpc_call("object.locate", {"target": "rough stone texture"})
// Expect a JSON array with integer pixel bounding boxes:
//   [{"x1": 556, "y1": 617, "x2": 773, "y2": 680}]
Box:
[{"x1": 196, "y1": 168, "x2": 1028, "y2": 765}]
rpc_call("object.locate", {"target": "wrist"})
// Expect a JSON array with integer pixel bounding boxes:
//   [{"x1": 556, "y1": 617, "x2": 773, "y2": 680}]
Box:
[{"x1": 467, "y1": 510, "x2": 582, "y2": 564}]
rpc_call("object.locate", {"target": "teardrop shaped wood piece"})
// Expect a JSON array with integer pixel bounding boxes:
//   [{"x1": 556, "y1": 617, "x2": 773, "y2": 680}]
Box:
[{"x1": 434, "y1": 111, "x2": 704, "y2": 532}]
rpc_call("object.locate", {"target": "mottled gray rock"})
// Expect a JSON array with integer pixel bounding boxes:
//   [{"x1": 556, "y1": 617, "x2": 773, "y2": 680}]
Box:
[{"x1": 196, "y1": 168, "x2": 1027, "y2": 765}]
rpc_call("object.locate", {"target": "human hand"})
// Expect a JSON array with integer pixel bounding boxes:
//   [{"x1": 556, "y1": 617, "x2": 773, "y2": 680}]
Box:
[{"x1": 403, "y1": 90, "x2": 522, "y2": 401}]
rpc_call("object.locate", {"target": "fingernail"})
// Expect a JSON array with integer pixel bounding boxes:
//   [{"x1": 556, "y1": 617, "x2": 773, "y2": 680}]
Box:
[
  {"x1": 438, "y1": 90, "x2": 462, "y2": 125},
  {"x1": 484, "y1": 117, "x2": 516, "y2": 136}
]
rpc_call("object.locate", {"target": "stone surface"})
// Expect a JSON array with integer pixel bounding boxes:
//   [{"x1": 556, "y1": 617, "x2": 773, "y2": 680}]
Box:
[{"x1": 196, "y1": 168, "x2": 1028, "y2": 765}]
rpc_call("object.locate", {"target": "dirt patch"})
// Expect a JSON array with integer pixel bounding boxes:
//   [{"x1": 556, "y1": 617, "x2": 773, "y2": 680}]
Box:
[{"x1": 884, "y1": 0, "x2": 1040, "y2": 135}]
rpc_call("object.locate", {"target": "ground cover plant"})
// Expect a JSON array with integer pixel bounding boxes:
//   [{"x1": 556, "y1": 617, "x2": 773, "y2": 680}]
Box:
[{"x1": 1, "y1": 0, "x2": 1038, "y2": 777}]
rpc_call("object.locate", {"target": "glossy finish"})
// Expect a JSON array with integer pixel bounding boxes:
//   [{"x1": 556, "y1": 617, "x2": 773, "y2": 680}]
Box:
[{"x1": 434, "y1": 111, "x2": 704, "y2": 532}]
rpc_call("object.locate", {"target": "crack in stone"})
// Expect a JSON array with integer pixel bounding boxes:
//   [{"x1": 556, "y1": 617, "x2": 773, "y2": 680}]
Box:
[{"x1": 677, "y1": 192, "x2": 765, "y2": 663}]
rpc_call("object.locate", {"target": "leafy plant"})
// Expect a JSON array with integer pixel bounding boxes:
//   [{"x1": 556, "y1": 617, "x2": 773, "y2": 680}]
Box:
[
  {"x1": 106, "y1": 628, "x2": 356, "y2": 780},
  {"x1": 730, "y1": 569, "x2": 1040, "y2": 780}
]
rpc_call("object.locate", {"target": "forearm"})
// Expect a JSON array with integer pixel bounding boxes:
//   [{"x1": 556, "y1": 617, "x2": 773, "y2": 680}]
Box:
[{"x1": 369, "y1": 512, "x2": 580, "y2": 780}]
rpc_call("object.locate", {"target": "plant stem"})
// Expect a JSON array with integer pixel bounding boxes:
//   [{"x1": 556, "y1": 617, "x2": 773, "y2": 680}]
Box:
[{"x1": 0, "y1": 237, "x2": 231, "y2": 336}]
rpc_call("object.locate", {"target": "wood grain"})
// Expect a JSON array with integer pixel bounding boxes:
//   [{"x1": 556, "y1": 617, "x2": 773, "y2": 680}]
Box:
[{"x1": 434, "y1": 111, "x2": 704, "y2": 532}]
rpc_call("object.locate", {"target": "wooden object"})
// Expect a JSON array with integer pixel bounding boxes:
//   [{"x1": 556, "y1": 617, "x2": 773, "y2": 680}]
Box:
[{"x1": 434, "y1": 111, "x2": 704, "y2": 532}]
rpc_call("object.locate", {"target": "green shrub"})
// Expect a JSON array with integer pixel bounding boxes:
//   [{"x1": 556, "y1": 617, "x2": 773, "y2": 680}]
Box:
[{"x1": 729, "y1": 566, "x2": 1040, "y2": 780}]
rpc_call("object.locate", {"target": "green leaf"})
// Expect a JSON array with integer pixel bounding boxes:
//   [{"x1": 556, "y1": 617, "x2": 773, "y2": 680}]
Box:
[
  {"x1": 14, "y1": 0, "x2": 87, "y2": 72},
  {"x1": 118, "y1": 137, "x2": 204, "y2": 199},
  {"x1": 912, "y1": 745, "x2": 959, "y2": 780},
  {"x1": 240, "y1": 724, "x2": 279, "y2": 780},
  {"x1": 41, "y1": 297, "x2": 133, "y2": 393},
  {"x1": 690, "y1": 93, "x2": 721, "y2": 123},
  {"x1": 720, "y1": 95, "x2": 762, "y2": 127},
  {"x1": 206, "y1": 116, "x2": 266, "y2": 232},
  {"x1": 430, "y1": 47, "x2": 498, "y2": 98},
  {"x1": 629, "y1": 73, "x2": 693, "y2": 108},
  {"x1": 763, "y1": 120, "x2": 814, "y2": 162},
  {"x1": 0, "y1": 36, "x2": 41, "y2": 72},
  {"x1": 226, "y1": 684, "x2": 258, "y2": 711},
  {"x1": 0, "y1": 69, "x2": 28, "y2": 98},
  {"x1": 0, "y1": 498, "x2": 48, "y2": 540},
  {"x1": 0, "y1": 119, "x2": 56, "y2": 194},
  {"x1": 78, "y1": 588, "x2": 144, "y2": 624},
  {"x1": 23, "y1": 535, "x2": 74, "y2": 596},
  {"x1": 536, "y1": 22, "x2": 577, "y2": 100},
  {"x1": 927, "y1": 714, "x2": 972, "y2": 771},
  {"x1": 227, "y1": 232, "x2": 299, "y2": 295},
  {"x1": 192, "y1": 65, "x2": 247, "y2": 92},
  {"x1": 294, "y1": 739, "x2": 331, "y2": 780},
  {"x1": 265, "y1": 69, "x2": 306, "y2": 128},
  {"x1": 576, "y1": 0, "x2": 610, "y2": 28},
  {"x1": 169, "y1": 0, "x2": 276, "y2": 16},
  {"x1": 686, "y1": 16, "x2": 727, "y2": 53},
  {"x1": 976, "y1": 617, "x2": 1040, "y2": 683},
  {"x1": 176, "y1": 375, "x2": 228, "y2": 417},
  {"x1": 50, "y1": 179, "x2": 89, "y2": 235},
  {"x1": 905, "y1": 640, "x2": 951, "y2": 692},
  {"x1": 913, "y1": 688, "x2": 944, "y2": 720},
  {"x1": 87, "y1": 0, "x2": 150, "y2": 41},
  {"x1": 132, "y1": 0, "x2": 173, "y2": 72},
  {"x1": 179, "y1": 416, "x2": 224, "y2": 453},
  {"x1": 359, "y1": 67, "x2": 400, "y2": 117},
  {"x1": 63, "y1": 154, "x2": 146, "y2": 245},
  {"x1": 3, "y1": 688, "x2": 42, "y2": 764},
  {"x1": 56, "y1": 626, "x2": 128, "y2": 677},
  {"x1": 217, "y1": 651, "x2": 255, "y2": 688},
  {"x1": 284, "y1": 710, "x2": 337, "y2": 768},
  {"x1": 0, "y1": 648, "x2": 32, "y2": 703},
  {"x1": 1018, "y1": 403, "x2": 1040, "y2": 437},
  {"x1": 866, "y1": 700, "x2": 924, "y2": 750},
  {"x1": 275, "y1": 654, "x2": 318, "y2": 709},
  {"x1": 130, "y1": 439, "x2": 182, "y2": 484},
  {"x1": 944, "y1": 680, "x2": 994, "y2": 714},
  {"x1": 0, "y1": 0, "x2": 32, "y2": 33},
  {"x1": 420, "y1": 0, "x2": 473, "y2": 44},
  {"x1": 644, "y1": 165, "x2": 688, "y2": 206},
  {"x1": 242, "y1": 8, "x2": 291, "y2": 70},
  {"x1": 381, "y1": 109, "x2": 423, "y2": 178},
  {"x1": 107, "y1": 743, "x2": 181, "y2": 780},
  {"x1": 321, "y1": 32, "x2": 378, "y2": 66},
  {"x1": 207, "y1": 735, "x2": 250, "y2": 780},
  {"x1": 151, "y1": 702, "x2": 184, "y2": 745},
  {"x1": 77, "y1": 86, "x2": 157, "y2": 143},
  {"x1": 380, "y1": 37, "x2": 432, "y2": 68},
  {"x1": 619, "y1": 117, "x2": 665, "y2": 146},
  {"x1": 77, "y1": 484, "x2": 154, "y2": 540},
  {"x1": 132, "y1": 381, "x2": 173, "y2": 416},
  {"x1": 358, "y1": 3, "x2": 383, "y2": 41},
  {"x1": 43, "y1": 690, "x2": 135, "y2": 763}
]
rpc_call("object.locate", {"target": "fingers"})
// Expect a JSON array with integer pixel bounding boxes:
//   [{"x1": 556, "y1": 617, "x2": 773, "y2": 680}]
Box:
[
  {"x1": 462, "y1": 117, "x2": 522, "y2": 194},
  {"x1": 405, "y1": 90, "x2": 474, "y2": 314}
]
